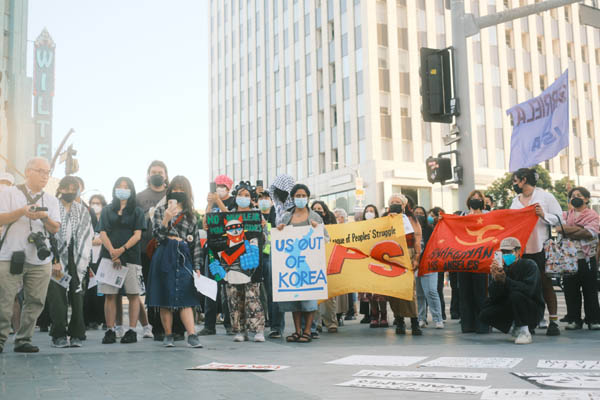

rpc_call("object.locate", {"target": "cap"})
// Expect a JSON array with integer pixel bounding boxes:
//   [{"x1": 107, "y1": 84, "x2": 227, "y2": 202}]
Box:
[
  {"x1": 0, "y1": 172, "x2": 15, "y2": 185},
  {"x1": 214, "y1": 175, "x2": 233, "y2": 190},
  {"x1": 499, "y1": 237, "x2": 521, "y2": 251}
]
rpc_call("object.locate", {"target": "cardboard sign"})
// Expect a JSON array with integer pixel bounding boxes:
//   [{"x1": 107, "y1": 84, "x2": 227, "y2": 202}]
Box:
[
  {"x1": 481, "y1": 389, "x2": 600, "y2": 399},
  {"x1": 512, "y1": 372, "x2": 600, "y2": 390},
  {"x1": 421, "y1": 357, "x2": 522, "y2": 369},
  {"x1": 326, "y1": 355, "x2": 427, "y2": 367},
  {"x1": 537, "y1": 360, "x2": 600, "y2": 370},
  {"x1": 187, "y1": 363, "x2": 289, "y2": 371},
  {"x1": 337, "y1": 378, "x2": 490, "y2": 395},
  {"x1": 354, "y1": 370, "x2": 487, "y2": 381},
  {"x1": 271, "y1": 225, "x2": 328, "y2": 301}
]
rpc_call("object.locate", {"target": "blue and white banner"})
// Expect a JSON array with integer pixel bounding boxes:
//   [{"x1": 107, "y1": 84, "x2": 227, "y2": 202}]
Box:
[{"x1": 506, "y1": 70, "x2": 569, "y2": 172}]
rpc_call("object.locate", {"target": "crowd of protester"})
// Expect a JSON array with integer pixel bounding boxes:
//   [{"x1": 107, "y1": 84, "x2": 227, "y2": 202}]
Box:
[{"x1": 0, "y1": 158, "x2": 598, "y2": 353}]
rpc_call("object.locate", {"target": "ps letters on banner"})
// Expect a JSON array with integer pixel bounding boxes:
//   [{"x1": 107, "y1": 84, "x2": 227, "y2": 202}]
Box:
[
  {"x1": 206, "y1": 211, "x2": 263, "y2": 279},
  {"x1": 325, "y1": 215, "x2": 413, "y2": 300},
  {"x1": 419, "y1": 206, "x2": 538, "y2": 275},
  {"x1": 271, "y1": 225, "x2": 328, "y2": 302}
]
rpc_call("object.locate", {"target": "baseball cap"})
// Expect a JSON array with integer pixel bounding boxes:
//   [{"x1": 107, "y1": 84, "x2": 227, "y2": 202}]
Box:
[{"x1": 499, "y1": 237, "x2": 521, "y2": 251}]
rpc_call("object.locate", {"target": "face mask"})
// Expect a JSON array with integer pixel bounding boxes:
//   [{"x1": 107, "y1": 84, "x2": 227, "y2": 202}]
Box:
[
  {"x1": 167, "y1": 192, "x2": 186, "y2": 204},
  {"x1": 513, "y1": 183, "x2": 523, "y2": 194},
  {"x1": 502, "y1": 253, "x2": 516, "y2": 266},
  {"x1": 484, "y1": 205, "x2": 491, "y2": 211},
  {"x1": 236, "y1": 196, "x2": 251, "y2": 208},
  {"x1": 90, "y1": 204, "x2": 102, "y2": 214},
  {"x1": 468, "y1": 198, "x2": 484, "y2": 210},
  {"x1": 61, "y1": 192, "x2": 77, "y2": 204},
  {"x1": 571, "y1": 197, "x2": 584, "y2": 208},
  {"x1": 294, "y1": 197, "x2": 308, "y2": 209},
  {"x1": 115, "y1": 188, "x2": 131, "y2": 201},
  {"x1": 216, "y1": 187, "x2": 229, "y2": 199},
  {"x1": 258, "y1": 199, "x2": 272, "y2": 212},
  {"x1": 274, "y1": 188, "x2": 288, "y2": 202},
  {"x1": 427, "y1": 216, "x2": 434, "y2": 225},
  {"x1": 150, "y1": 174, "x2": 165, "y2": 187},
  {"x1": 365, "y1": 212, "x2": 376, "y2": 220}
]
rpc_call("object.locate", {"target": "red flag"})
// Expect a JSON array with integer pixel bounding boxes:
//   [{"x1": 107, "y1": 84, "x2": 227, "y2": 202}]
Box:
[{"x1": 419, "y1": 206, "x2": 538, "y2": 275}]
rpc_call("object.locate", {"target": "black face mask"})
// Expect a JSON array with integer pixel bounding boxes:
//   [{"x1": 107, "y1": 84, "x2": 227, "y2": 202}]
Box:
[
  {"x1": 61, "y1": 192, "x2": 77, "y2": 204},
  {"x1": 150, "y1": 174, "x2": 165, "y2": 187},
  {"x1": 571, "y1": 197, "x2": 584, "y2": 208},
  {"x1": 468, "y1": 198, "x2": 484, "y2": 210},
  {"x1": 274, "y1": 188, "x2": 288, "y2": 203},
  {"x1": 513, "y1": 183, "x2": 523, "y2": 194},
  {"x1": 389, "y1": 204, "x2": 404, "y2": 214},
  {"x1": 484, "y1": 205, "x2": 491, "y2": 211},
  {"x1": 167, "y1": 192, "x2": 186, "y2": 204},
  {"x1": 416, "y1": 215, "x2": 427, "y2": 228}
]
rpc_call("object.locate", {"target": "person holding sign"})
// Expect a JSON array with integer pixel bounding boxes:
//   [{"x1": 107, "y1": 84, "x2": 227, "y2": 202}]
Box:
[
  {"x1": 146, "y1": 176, "x2": 203, "y2": 348},
  {"x1": 277, "y1": 184, "x2": 324, "y2": 343}
]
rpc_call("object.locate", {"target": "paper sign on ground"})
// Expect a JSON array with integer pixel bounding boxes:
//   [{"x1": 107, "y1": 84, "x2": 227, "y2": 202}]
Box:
[
  {"x1": 187, "y1": 362, "x2": 289, "y2": 371},
  {"x1": 194, "y1": 274, "x2": 218, "y2": 301},
  {"x1": 354, "y1": 370, "x2": 487, "y2": 380},
  {"x1": 537, "y1": 360, "x2": 600, "y2": 370},
  {"x1": 421, "y1": 357, "x2": 522, "y2": 369},
  {"x1": 337, "y1": 378, "x2": 490, "y2": 395},
  {"x1": 271, "y1": 225, "x2": 328, "y2": 302},
  {"x1": 96, "y1": 258, "x2": 129, "y2": 288},
  {"x1": 481, "y1": 388, "x2": 600, "y2": 399},
  {"x1": 326, "y1": 355, "x2": 427, "y2": 367},
  {"x1": 51, "y1": 270, "x2": 71, "y2": 289},
  {"x1": 512, "y1": 372, "x2": 600, "y2": 390}
]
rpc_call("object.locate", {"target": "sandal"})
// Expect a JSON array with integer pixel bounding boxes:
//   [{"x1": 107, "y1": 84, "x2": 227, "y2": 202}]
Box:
[
  {"x1": 297, "y1": 333, "x2": 312, "y2": 343},
  {"x1": 286, "y1": 332, "x2": 300, "y2": 342}
]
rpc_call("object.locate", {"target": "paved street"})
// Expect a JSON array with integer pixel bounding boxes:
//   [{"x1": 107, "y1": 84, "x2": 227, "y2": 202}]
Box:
[{"x1": 1, "y1": 290, "x2": 599, "y2": 400}]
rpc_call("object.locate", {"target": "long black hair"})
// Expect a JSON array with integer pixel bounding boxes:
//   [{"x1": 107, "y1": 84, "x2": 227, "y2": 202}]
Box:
[
  {"x1": 513, "y1": 168, "x2": 538, "y2": 186},
  {"x1": 311, "y1": 200, "x2": 336, "y2": 225},
  {"x1": 167, "y1": 175, "x2": 195, "y2": 221},
  {"x1": 111, "y1": 177, "x2": 137, "y2": 212},
  {"x1": 363, "y1": 204, "x2": 380, "y2": 218}
]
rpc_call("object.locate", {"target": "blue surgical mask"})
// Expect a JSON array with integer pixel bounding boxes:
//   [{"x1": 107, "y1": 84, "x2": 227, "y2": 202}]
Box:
[
  {"x1": 236, "y1": 196, "x2": 251, "y2": 208},
  {"x1": 427, "y1": 216, "x2": 434, "y2": 225},
  {"x1": 258, "y1": 199, "x2": 272, "y2": 212},
  {"x1": 115, "y1": 188, "x2": 131, "y2": 201},
  {"x1": 294, "y1": 197, "x2": 308, "y2": 209},
  {"x1": 502, "y1": 253, "x2": 516, "y2": 266}
]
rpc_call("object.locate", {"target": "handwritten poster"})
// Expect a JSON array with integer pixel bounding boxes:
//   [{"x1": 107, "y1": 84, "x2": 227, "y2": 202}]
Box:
[
  {"x1": 326, "y1": 355, "x2": 427, "y2": 367},
  {"x1": 337, "y1": 378, "x2": 490, "y2": 395},
  {"x1": 421, "y1": 357, "x2": 522, "y2": 369}
]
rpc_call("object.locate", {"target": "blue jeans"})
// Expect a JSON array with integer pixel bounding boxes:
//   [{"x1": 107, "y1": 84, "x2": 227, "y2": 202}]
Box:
[
  {"x1": 416, "y1": 273, "x2": 443, "y2": 323},
  {"x1": 264, "y1": 255, "x2": 285, "y2": 333}
]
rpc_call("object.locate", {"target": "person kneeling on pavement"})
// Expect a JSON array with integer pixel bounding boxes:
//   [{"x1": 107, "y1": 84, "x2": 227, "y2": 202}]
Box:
[{"x1": 479, "y1": 237, "x2": 544, "y2": 344}]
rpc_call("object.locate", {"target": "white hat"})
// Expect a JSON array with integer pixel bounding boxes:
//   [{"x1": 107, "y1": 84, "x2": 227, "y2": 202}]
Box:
[{"x1": 0, "y1": 172, "x2": 15, "y2": 185}]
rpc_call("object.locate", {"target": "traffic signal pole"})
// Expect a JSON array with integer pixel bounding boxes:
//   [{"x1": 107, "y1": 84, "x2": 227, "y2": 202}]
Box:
[{"x1": 450, "y1": 0, "x2": 583, "y2": 208}]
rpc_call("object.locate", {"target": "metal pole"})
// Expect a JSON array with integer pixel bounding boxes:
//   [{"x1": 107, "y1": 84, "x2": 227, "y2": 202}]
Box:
[{"x1": 451, "y1": 0, "x2": 476, "y2": 210}]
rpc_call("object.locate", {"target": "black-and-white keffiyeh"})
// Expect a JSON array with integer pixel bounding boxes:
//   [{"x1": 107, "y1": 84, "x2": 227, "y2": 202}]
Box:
[
  {"x1": 269, "y1": 174, "x2": 295, "y2": 224},
  {"x1": 57, "y1": 201, "x2": 94, "y2": 291}
]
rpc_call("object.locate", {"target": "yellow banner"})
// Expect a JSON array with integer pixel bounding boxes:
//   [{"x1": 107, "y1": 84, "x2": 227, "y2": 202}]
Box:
[{"x1": 325, "y1": 215, "x2": 414, "y2": 300}]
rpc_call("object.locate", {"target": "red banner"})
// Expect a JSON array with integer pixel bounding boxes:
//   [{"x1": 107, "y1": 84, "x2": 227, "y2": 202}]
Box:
[{"x1": 419, "y1": 206, "x2": 538, "y2": 275}]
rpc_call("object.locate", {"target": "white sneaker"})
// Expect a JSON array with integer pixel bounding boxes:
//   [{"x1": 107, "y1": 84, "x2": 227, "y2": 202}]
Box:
[
  {"x1": 515, "y1": 330, "x2": 532, "y2": 344},
  {"x1": 590, "y1": 323, "x2": 600, "y2": 330},
  {"x1": 115, "y1": 326, "x2": 125, "y2": 338},
  {"x1": 435, "y1": 321, "x2": 444, "y2": 329},
  {"x1": 418, "y1": 320, "x2": 427, "y2": 328},
  {"x1": 143, "y1": 325, "x2": 154, "y2": 339},
  {"x1": 538, "y1": 319, "x2": 548, "y2": 329},
  {"x1": 254, "y1": 332, "x2": 265, "y2": 342},
  {"x1": 233, "y1": 333, "x2": 246, "y2": 342}
]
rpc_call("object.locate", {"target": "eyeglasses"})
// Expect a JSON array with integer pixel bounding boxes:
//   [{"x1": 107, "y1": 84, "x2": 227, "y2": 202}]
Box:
[{"x1": 31, "y1": 168, "x2": 51, "y2": 177}]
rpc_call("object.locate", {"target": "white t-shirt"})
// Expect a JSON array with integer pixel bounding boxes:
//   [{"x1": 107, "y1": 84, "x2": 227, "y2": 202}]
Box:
[{"x1": 0, "y1": 185, "x2": 60, "y2": 265}]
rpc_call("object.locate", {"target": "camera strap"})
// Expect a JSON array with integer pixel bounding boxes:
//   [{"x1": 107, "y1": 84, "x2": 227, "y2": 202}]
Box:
[{"x1": 16, "y1": 184, "x2": 48, "y2": 236}]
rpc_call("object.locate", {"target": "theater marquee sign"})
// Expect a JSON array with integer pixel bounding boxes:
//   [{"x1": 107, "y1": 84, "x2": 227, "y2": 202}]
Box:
[{"x1": 33, "y1": 29, "x2": 56, "y2": 160}]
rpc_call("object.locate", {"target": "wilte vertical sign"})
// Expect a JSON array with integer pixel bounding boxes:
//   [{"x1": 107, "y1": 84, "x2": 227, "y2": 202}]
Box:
[{"x1": 33, "y1": 29, "x2": 56, "y2": 160}]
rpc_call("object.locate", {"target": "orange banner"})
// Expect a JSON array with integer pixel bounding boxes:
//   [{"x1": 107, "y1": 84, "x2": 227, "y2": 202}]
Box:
[{"x1": 419, "y1": 206, "x2": 538, "y2": 276}]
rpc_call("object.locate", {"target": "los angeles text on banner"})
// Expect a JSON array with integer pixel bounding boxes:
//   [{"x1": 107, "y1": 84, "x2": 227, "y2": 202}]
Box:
[
  {"x1": 325, "y1": 215, "x2": 413, "y2": 300},
  {"x1": 271, "y1": 225, "x2": 328, "y2": 302},
  {"x1": 419, "y1": 206, "x2": 538, "y2": 276}
]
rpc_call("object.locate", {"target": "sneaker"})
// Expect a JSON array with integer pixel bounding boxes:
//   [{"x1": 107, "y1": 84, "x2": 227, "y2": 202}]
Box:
[
  {"x1": 268, "y1": 331, "x2": 282, "y2": 339},
  {"x1": 143, "y1": 325, "x2": 154, "y2": 339},
  {"x1": 51, "y1": 337, "x2": 69, "y2": 348},
  {"x1": 115, "y1": 326, "x2": 125, "y2": 338},
  {"x1": 589, "y1": 323, "x2": 600, "y2": 330},
  {"x1": 419, "y1": 320, "x2": 427, "y2": 329},
  {"x1": 70, "y1": 338, "x2": 83, "y2": 348},
  {"x1": 13, "y1": 343, "x2": 39, "y2": 353},
  {"x1": 538, "y1": 319, "x2": 548, "y2": 329},
  {"x1": 435, "y1": 321, "x2": 444, "y2": 329},
  {"x1": 120, "y1": 329, "x2": 137, "y2": 344},
  {"x1": 515, "y1": 330, "x2": 532, "y2": 344},
  {"x1": 163, "y1": 334, "x2": 175, "y2": 347},
  {"x1": 198, "y1": 328, "x2": 216, "y2": 336},
  {"x1": 187, "y1": 334, "x2": 203, "y2": 348},
  {"x1": 565, "y1": 321, "x2": 583, "y2": 330},
  {"x1": 254, "y1": 332, "x2": 265, "y2": 342},
  {"x1": 233, "y1": 333, "x2": 246, "y2": 342},
  {"x1": 102, "y1": 329, "x2": 116, "y2": 344},
  {"x1": 546, "y1": 321, "x2": 560, "y2": 336}
]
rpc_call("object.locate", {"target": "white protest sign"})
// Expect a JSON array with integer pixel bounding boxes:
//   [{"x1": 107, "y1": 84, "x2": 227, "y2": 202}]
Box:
[
  {"x1": 271, "y1": 225, "x2": 328, "y2": 302},
  {"x1": 481, "y1": 389, "x2": 600, "y2": 400},
  {"x1": 97, "y1": 258, "x2": 129, "y2": 288},
  {"x1": 326, "y1": 355, "x2": 427, "y2": 367},
  {"x1": 512, "y1": 372, "x2": 600, "y2": 390},
  {"x1": 354, "y1": 370, "x2": 487, "y2": 380},
  {"x1": 421, "y1": 357, "x2": 522, "y2": 369},
  {"x1": 187, "y1": 362, "x2": 289, "y2": 371},
  {"x1": 537, "y1": 360, "x2": 600, "y2": 370},
  {"x1": 51, "y1": 270, "x2": 71, "y2": 289},
  {"x1": 88, "y1": 270, "x2": 98, "y2": 289},
  {"x1": 194, "y1": 274, "x2": 218, "y2": 301},
  {"x1": 337, "y1": 378, "x2": 490, "y2": 395}
]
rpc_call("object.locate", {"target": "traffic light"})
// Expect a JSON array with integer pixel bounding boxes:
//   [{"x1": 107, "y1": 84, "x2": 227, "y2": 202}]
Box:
[
  {"x1": 426, "y1": 156, "x2": 453, "y2": 184},
  {"x1": 64, "y1": 145, "x2": 79, "y2": 175},
  {"x1": 420, "y1": 47, "x2": 458, "y2": 123}
]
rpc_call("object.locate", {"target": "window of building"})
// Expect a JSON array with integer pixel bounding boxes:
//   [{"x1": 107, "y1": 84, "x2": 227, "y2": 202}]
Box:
[
  {"x1": 377, "y1": 23, "x2": 388, "y2": 47},
  {"x1": 505, "y1": 30, "x2": 513, "y2": 48},
  {"x1": 537, "y1": 36, "x2": 544, "y2": 54},
  {"x1": 380, "y1": 107, "x2": 392, "y2": 138},
  {"x1": 379, "y1": 69, "x2": 390, "y2": 92}
]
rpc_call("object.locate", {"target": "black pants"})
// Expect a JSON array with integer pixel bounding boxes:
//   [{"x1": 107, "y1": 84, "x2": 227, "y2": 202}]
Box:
[
  {"x1": 83, "y1": 261, "x2": 105, "y2": 326},
  {"x1": 48, "y1": 252, "x2": 85, "y2": 340},
  {"x1": 449, "y1": 272, "x2": 460, "y2": 318},
  {"x1": 480, "y1": 291, "x2": 538, "y2": 333},
  {"x1": 203, "y1": 258, "x2": 231, "y2": 331},
  {"x1": 458, "y1": 272, "x2": 488, "y2": 333},
  {"x1": 437, "y1": 272, "x2": 446, "y2": 320},
  {"x1": 564, "y1": 258, "x2": 600, "y2": 325}
]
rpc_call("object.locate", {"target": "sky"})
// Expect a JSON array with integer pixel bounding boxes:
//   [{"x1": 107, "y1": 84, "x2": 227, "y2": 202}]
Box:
[{"x1": 28, "y1": 0, "x2": 210, "y2": 206}]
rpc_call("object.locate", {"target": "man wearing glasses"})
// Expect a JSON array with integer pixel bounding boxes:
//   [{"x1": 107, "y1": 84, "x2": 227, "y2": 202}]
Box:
[{"x1": 0, "y1": 158, "x2": 60, "y2": 353}]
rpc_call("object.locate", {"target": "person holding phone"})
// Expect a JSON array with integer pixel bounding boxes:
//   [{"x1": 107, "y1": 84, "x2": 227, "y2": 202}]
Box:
[
  {"x1": 146, "y1": 176, "x2": 203, "y2": 348},
  {"x1": 479, "y1": 237, "x2": 544, "y2": 344},
  {"x1": 206, "y1": 175, "x2": 235, "y2": 213}
]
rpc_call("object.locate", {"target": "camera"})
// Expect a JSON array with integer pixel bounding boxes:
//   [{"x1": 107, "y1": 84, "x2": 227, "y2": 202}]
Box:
[
  {"x1": 28, "y1": 231, "x2": 51, "y2": 260},
  {"x1": 29, "y1": 206, "x2": 48, "y2": 213}
]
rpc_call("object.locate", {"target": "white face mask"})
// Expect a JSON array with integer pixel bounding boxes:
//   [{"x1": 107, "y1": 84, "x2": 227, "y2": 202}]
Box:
[
  {"x1": 364, "y1": 212, "x2": 376, "y2": 220},
  {"x1": 91, "y1": 204, "x2": 102, "y2": 214},
  {"x1": 216, "y1": 187, "x2": 229, "y2": 199}
]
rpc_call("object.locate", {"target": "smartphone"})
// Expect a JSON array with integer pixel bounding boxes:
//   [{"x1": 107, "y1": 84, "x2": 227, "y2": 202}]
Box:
[
  {"x1": 256, "y1": 179, "x2": 263, "y2": 188},
  {"x1": 494, "y1": 250, "x2": 503, "y2": 267},
  {"x1": 210, "y1": 182, "x2": 217, "y2": 193},
  {"x1": 168, "y1": 199, "x2": 178, "y2": 208}
]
